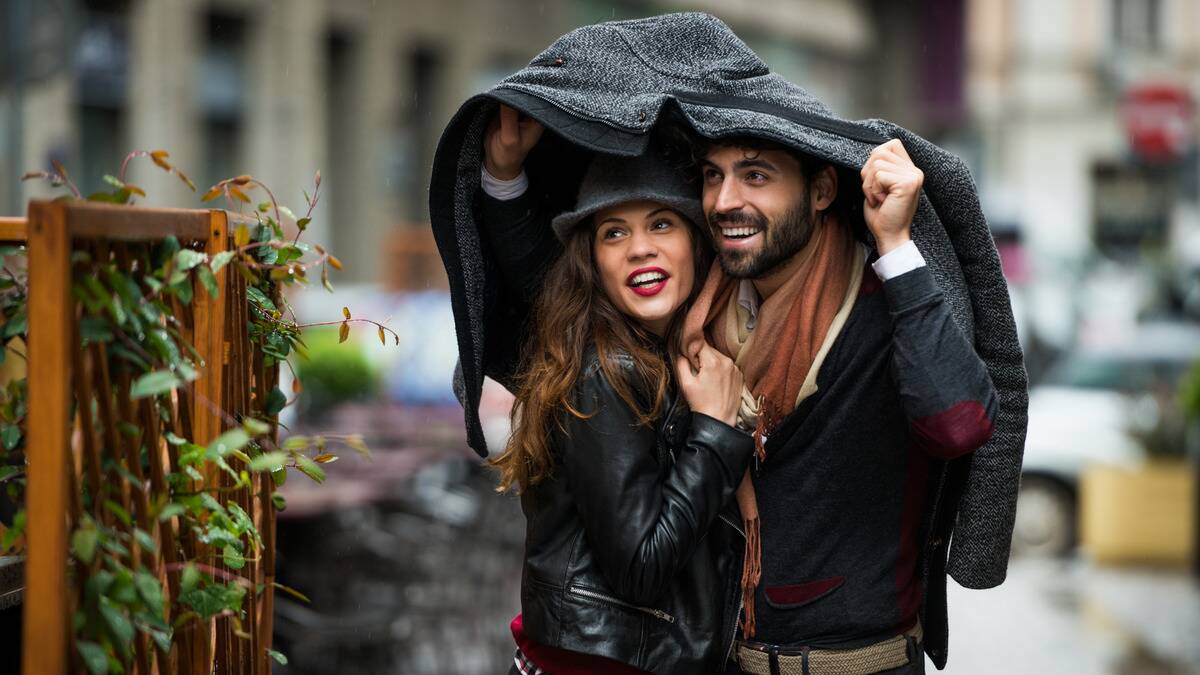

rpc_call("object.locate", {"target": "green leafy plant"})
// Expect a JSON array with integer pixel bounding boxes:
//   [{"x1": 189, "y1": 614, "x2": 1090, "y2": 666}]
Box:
[{"x1": 13, "y1": 151, "x2": 397, "y2": 673}]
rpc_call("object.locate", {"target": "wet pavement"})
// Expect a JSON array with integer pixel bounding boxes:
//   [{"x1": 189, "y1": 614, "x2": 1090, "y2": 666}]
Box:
[{"x1": 940, "y1": 558, "x2": 1200, "y2": 674}]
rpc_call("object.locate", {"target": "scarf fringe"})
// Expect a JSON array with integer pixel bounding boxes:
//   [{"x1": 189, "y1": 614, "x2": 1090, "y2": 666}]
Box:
[{"x1": 739, "y1": 515, "x2": 761, "y2": 639}]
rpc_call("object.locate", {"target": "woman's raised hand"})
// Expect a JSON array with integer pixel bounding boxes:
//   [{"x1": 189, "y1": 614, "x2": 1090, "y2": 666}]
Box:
[
  {"x1": 676, "y1": 344, "x2": 743, "y2": 428},
  {"x1": 484, "y1": 104, "x2": 545, "y2": 180}
]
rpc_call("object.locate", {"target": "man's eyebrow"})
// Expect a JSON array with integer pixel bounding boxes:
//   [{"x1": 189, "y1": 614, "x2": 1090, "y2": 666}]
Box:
[{"x1": 734, "y1": 157, "x2": 779, "y2": 172}]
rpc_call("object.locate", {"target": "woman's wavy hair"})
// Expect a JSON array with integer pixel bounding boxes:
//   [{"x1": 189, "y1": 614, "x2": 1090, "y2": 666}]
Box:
[{"x1": 490, "y1": 204, "x2": 712, "y2": 493}]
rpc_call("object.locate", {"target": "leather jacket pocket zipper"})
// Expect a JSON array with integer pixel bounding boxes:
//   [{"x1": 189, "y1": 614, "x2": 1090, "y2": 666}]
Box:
[{"x1": 566, "y1": 585, "x2": 675, "y2": 623}]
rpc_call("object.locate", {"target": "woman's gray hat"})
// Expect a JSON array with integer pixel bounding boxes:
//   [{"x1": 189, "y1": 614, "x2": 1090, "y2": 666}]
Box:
[{"x1": 550, "y1": 152, "x2": 706, "y2": 241}]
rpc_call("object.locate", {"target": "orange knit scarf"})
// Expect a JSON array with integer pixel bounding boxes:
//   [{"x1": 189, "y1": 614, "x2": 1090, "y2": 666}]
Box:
[{"x1": 682, "y1": 217, "x2": 858, "y2": 638}]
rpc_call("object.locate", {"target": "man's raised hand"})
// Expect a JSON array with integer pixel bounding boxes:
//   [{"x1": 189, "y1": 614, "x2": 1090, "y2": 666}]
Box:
[
  {"x1": 860, "y1": 139, "x2": 923, "y2": 255},
  {"x1": 484, "y1": 104, "x2": 545, "y2": 181}
]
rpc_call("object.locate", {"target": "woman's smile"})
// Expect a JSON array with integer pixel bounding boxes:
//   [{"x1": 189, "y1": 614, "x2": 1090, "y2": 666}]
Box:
[{"x1": 627, "y1": 266, "x2": 671, "y2": 297}]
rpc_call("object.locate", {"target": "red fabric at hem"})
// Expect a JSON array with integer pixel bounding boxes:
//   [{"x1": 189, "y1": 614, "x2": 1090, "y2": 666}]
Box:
[{"x1": 510, "y1": 614, "x2": 652, "y2": 675}]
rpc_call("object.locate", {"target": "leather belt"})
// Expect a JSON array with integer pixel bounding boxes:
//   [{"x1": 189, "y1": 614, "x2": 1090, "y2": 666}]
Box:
[{"x1": 735, "y1": 620, "x2": 923, "y2": 675}]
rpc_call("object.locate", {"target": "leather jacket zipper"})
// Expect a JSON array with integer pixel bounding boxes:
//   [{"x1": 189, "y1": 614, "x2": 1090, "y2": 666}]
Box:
[
  {"x1": 719, "y1": 513, "x2": 747, "y2": 664},
  {"x1": 567, "y1": 585, "x2": 675, "y2": 623}
]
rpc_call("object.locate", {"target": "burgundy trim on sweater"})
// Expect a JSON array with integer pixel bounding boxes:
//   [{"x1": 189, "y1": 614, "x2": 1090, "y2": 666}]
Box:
[
  {"x1": 911, "y1": 400, "x2": 994, "y2": 459},
  {"x1": 764, "y1": 576, "x2": 845, "y2": 608},
  {"x1": 510, "y1": 614, "x2": 651, "y2": 675},
  {"x1": 895, "y1": 442, "x2": 929, "y2": 630}
]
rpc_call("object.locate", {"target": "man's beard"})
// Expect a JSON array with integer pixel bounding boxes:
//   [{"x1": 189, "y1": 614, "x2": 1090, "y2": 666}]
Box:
[{"x1": 710, "y1": 197, "x2": 816, "y2": 280}]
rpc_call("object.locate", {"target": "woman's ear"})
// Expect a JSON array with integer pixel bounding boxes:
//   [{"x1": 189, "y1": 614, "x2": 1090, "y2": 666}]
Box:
[{"x1": 811, "y1": 165, "x2": 838, "y2": 212}]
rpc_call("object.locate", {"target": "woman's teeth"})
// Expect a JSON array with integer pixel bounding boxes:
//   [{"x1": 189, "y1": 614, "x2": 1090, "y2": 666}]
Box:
[
  {"x1": 629, "y1": 271, "x2": 667, "y2": 287},
  {"x1": 721, "y1": 226, "x2": 761, "y2": 239}
]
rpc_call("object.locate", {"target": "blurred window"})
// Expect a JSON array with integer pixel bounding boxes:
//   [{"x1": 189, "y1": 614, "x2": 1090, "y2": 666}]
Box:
[
  {"x1": 197, "y1": 12, "x2": 247, "y2": 193},
  {"x1": 1112, "y1": 0, "x2": 1161, "y2": 51},
  {"x1": 74, "y1": 8, "x2": 128, "y2": 196}
]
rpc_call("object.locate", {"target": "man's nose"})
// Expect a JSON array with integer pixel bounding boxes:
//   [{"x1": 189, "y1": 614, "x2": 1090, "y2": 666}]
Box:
[{"x1": 711, "y1": 177, "x2": 745, "y2": 214}]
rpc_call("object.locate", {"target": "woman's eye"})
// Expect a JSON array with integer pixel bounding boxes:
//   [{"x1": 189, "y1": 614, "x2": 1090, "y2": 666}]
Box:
[
  {"x1": 650, "y1": 219, "x2": 672, "y2": 231},
  {"x1": 602, "y1": 227, "x2": 626, "y2": 240}
]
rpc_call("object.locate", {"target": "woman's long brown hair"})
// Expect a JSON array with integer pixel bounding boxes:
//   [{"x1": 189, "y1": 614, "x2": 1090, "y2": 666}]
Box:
[{"x1": 491, "y1": 213, "x2": 711, "y2": 493}]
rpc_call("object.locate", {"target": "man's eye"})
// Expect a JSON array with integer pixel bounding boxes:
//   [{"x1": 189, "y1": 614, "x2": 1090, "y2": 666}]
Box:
[
  {"x1": 746, "y1": 171, "x2": 767, "y2": 182},
  {"x1": 703, "y1": 169, "x2": 722, "y2": 182}
]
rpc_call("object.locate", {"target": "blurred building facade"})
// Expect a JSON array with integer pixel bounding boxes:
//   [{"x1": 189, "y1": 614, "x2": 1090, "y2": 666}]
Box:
[
  {"x1": 965, "y1": 0, "x2": 1200, "y2": 356},
  {"x1": 0, "y1": 0, "x2": 958, "y2": 286}
]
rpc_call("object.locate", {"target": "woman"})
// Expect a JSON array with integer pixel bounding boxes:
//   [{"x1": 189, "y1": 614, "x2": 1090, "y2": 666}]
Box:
[{"x1": 482, "y1": 108, "x2": 755, "y2": 675}]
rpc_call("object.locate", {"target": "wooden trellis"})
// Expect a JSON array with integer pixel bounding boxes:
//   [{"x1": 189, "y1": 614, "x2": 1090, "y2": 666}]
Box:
[{"x1": 15, "y1": 200, "x2": 279, "y2": 674}]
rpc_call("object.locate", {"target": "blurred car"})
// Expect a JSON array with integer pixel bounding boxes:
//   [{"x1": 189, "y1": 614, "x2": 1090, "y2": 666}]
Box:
[{"x1": 1012, "y1": 321, "x2": 1200, "y2": 557}]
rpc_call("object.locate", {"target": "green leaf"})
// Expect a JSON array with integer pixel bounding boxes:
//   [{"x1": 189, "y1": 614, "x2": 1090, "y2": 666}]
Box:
[
  {"x1": 2, "y1": 311, "x2": 26, "y2": 339},
  {"x1": 76, "y1": 640, "x2": 110, "y2": 675},
  {"x1": 245, "y1": 285, "x2": 277, "y2": 313},
  {"x1": 134, "y1": 569, "x2": 164, "y2": 610},
  {"x1": 79, "y1": 317, "x2": 114, "y2": 344},
  {"x1": 196, "y1": 265, "x2": 219, "y2": 298},
  {"x1": 207, "y1": 429, "x2": 250, "y2": 458},
  {"x1": 271, "y1": 491, "x2": 286, "y2": 511},
  {"x1": 164, "y1": 432, "x2": 187, "y2": 446},
  {"x1": 135, "y1": 528, "x2": 158, "y2": 554},
  {"x1": 294, "y1": 454, "x2": 326, "y2": 484},
  {"x1": 222, "y1": 544, "x2": 246, "y2": 570},
  {"x1": 296, "y1": 217, "x2": 311, "y2": 231},
  {"x1": 157, "y1": 503, "x2": 186, "y2": 521},
  {"x1": 1, "y1": 424, "x2": 20, "y2": 451},
  {"x1": 71, "y1": 526, "x2": 98, "y2": 564},
  {"x1": 99, "y1": 598, "x2": 135, "y2": 645},
  {"x1": 130, "y1": 370, "x2": 182, "y2": 399},
  {"x1": 209, "y1": 250, "x2": 236, "y2": 274},
  {"x1": 180, "y1": 581, "x2": 245, "y2": 619},
  {"x1": 266, "y1": 648, "x2": 288, "y2": 665},
  {"x1": 248, "y1": 452, "x2": 286, "y2": 472},
  {"x1": 174, "y1": 249, "x2": 207, "y2": 273},
  {"x1": 272, "y1": 581, "x2": 310, "y2": 603},
  {"x1": 104, "y1": 499, "x2": 132, "y2": 527},
  {"x1": 0, "y1": 465, "x2": 20, "y2": 482},
  {"x1": 263, "y1": 387, "x2": 287, "y2": 417},
  {"x1": 180, "y1": 564, "x2": 200, "y2": 594},
  {"x1": 242, "y1": 417, "x2": 271, "y2": 436}
]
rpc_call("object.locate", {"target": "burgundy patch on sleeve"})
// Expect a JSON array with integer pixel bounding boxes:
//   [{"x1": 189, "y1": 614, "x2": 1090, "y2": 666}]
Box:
[
  {"x1": 764, "y1": 576, "x2": 846, "y2": 609},
  {"x1": 911, "y1": 400, "x2": 994, "y2": 459}
]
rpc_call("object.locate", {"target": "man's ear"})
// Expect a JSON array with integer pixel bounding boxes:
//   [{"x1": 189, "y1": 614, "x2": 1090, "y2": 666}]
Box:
[{"x1": 811, "y1": 165, "x2": 837, "y2": 211}]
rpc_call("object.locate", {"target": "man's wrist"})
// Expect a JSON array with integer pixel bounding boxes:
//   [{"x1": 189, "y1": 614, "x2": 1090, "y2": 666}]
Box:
[
  {"x1": 872, "y1": 238, "x2": 925, "y2": 281},
  {"x1": 874, "y1": 231, "x2": 912, "y2": 257}
]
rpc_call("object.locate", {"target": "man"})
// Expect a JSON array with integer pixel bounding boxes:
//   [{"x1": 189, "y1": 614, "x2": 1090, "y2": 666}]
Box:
[{"x1": 430, "y1": 12, "x2": 1027, "y2": 673}]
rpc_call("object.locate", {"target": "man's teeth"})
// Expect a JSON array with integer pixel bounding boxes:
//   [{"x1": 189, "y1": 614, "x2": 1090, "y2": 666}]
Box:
[
  {"x1": 630, "y1": 271, "x2": 667, "y2": 286},
  {"x1": 722, "y1": 226, "x2": 761, "y2": 238}
]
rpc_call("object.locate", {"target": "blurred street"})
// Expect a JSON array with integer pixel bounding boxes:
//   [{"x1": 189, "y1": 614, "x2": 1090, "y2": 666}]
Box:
[{"x1": 943, "y1": 559, "x2": 1200, "y2": 674}]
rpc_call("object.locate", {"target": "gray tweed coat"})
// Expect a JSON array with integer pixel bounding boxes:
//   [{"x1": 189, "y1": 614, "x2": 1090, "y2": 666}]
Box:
[{"x1": 429, "y1": 9, "x2": 1028, "y2": 656}]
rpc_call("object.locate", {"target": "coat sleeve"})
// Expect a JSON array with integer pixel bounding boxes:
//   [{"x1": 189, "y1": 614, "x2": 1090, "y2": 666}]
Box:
[
  {"x1": 560, "y1": 362, "x2": 754, "y2": 606},
  {"x1": 883, "y1": 265, "x2": 999, "y2": 459},
  {"x1": 479, "y1": 191, "x2": 560, "y2": 304}
]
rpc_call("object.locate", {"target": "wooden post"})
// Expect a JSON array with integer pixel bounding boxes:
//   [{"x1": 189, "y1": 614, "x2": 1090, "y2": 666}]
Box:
[{"x1": 22, "y1": 201, "x2": 72, "y2": 675}]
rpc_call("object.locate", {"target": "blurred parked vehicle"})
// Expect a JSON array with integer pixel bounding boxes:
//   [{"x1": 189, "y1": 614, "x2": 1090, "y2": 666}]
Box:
[{"x1": 1012, "y1": 321, "x2": 1200, "y2": 557}]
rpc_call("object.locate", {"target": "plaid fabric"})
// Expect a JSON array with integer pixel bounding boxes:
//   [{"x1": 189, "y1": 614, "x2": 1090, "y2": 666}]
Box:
[{"x1": 513, "y1": 648, "x2": 548, "y2": 675}]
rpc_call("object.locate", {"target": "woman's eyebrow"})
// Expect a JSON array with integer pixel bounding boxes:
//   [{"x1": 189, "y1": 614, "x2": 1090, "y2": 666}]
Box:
[
  {"x1": 597, "y1": 216, "x2": 626, "y2": 226},
  {"x1": 643, "y1": 207, "x2": 672, "y2": 219}
]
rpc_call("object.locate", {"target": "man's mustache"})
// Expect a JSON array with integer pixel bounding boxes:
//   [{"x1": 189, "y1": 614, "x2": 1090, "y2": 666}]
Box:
[{"x1": 708, "y1": 210, "x2": 768, "y2": 229}]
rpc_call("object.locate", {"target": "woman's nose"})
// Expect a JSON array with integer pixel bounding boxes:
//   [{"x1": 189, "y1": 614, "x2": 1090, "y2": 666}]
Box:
[{"x1": 626, "y1": 228, "x2": 657, "y2": 260}]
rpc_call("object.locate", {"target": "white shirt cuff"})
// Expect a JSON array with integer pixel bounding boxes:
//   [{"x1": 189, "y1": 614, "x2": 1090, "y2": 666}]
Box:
[
  {"x1": 871, "y1": 240, "x2": 926, "y2": 281},
  {"x1": 481, "y1": 167, "x2": 528, "y2": 201}
]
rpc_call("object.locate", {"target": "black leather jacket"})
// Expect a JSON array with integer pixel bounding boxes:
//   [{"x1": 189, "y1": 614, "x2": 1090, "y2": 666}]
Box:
[{"x1": 518, "y1": 347, "x2": 754, "y2": 674}]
